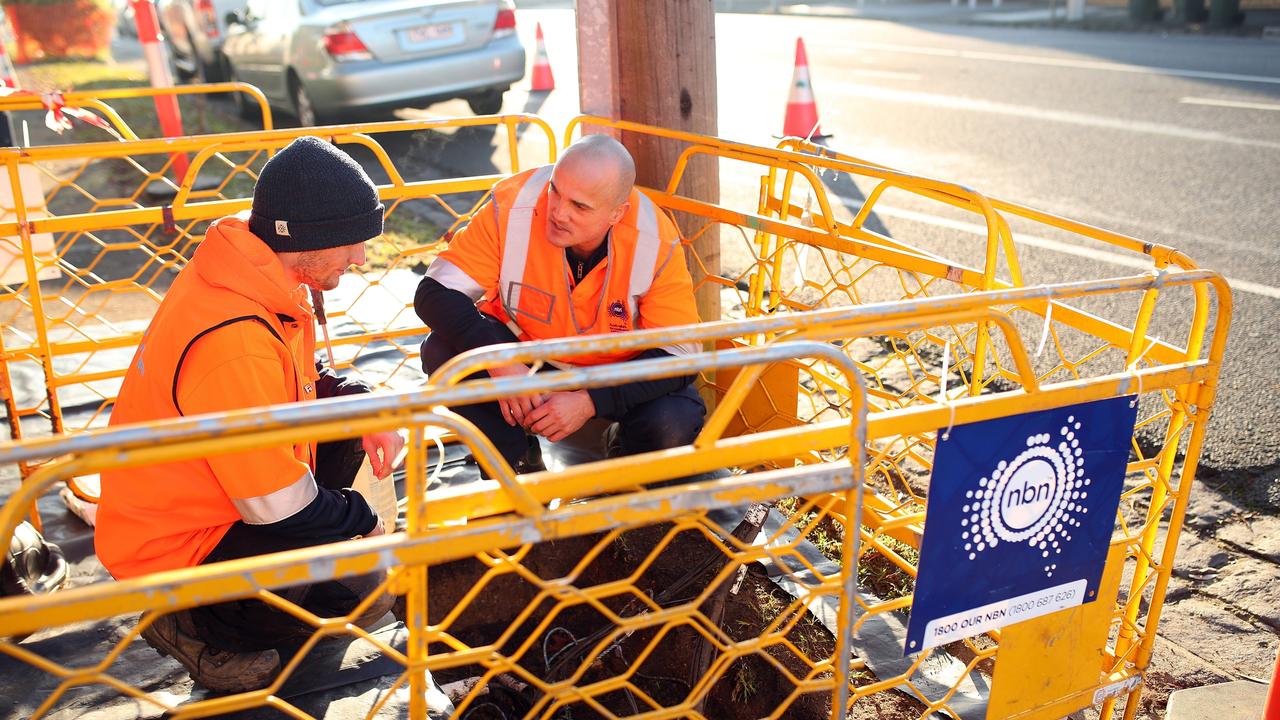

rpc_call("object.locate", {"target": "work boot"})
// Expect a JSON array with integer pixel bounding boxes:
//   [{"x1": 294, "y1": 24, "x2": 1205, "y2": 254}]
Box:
[
  {"x1": 603, "y1": 422, "x2": 623, "y2": 459},
  {"x1": 140, "y1": 611, "x2": 280, "y2": 693},
  {"x1": 475, "y1": 435, "x2": 546, "y2": 478}
]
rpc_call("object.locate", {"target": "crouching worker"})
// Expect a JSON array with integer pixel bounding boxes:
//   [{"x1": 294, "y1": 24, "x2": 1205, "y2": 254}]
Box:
[
  {"x1": 415, "y1": 134, "x2": 706, "y2": 473},
  {"x1": 95, "y1": 136, "x2": 404, "y2": 693}
]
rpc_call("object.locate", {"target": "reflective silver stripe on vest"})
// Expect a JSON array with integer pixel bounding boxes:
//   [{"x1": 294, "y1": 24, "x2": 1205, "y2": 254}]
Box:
[
  {"x1": 661, "y1": 342, "x2": 700, "y2": 357},
  {"x1": 500, "y1": 165, "x2": 555, "y2": 320},
  {"x1": 627, "y1": 192, "x2": 663, "y2": 322},
  {"x1": 425, "y1": 258, "x2": 484, "y2": 301},
  {"x1": 231, "y1": 468, "x2": 319, "y2": 525}
]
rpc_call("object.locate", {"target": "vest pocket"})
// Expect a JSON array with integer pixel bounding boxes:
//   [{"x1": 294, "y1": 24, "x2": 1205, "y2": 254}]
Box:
[{"x1": 506, "y1": 281, "x2": 556, "y2": 325}]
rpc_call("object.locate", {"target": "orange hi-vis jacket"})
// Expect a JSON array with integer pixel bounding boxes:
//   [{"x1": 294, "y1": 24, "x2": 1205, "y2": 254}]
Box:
[
  {"x1": 95, "y1": 215, "x2": 323, "y2": 579},
  {"x1": 425, "y1": 166, "x2": 700, "y2": 365}
]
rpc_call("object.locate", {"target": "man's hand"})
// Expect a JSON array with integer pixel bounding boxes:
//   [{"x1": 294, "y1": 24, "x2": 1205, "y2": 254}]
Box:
[
  {"x1": 365, "y1": 516, "x2": 386, "y2": 537},
  {"x1": 488, "y1": 363, "x2": 546, "y2": 427},
  {"x1": 362, "y1": 431, "x2": 405, "y2": 479},
  {"x1": 525, "y1": 390, "x2": 595, "y2": 442}
]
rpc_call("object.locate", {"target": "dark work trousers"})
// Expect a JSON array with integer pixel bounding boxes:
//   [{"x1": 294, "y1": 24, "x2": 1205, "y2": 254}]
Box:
[
  {"x1": 189, "y1": 437, "x2": 388, "y2": 653},
  {"x1": 420, "y1": 314, "x2": 706, "y2": 464}
]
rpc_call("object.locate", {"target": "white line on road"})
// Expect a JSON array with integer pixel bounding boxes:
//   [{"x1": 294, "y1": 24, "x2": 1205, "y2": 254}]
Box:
[
  {"x1": 826, "y1": 81, "x2": 1280, "y2": 151},
  {"x1": 847, "y1": 69, "x2": 921, "y2": 81},
  {"x1": 1180, "y1": 96, "x2": 1280, "y2": 112},
  {"x1": 868, "y1": 202, "x2": 1280, "y2": 300},
  {"x1": 827, "y1": 41, "x2": 1280, "y2": 86}
]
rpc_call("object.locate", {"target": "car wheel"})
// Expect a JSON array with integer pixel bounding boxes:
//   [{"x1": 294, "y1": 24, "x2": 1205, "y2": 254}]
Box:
[
  {"x1": 166, "y1": 40, "x2": 195, "y2": 83},
  {"x1": 198, "y1": 51, "x2": 228, "y2": 84},
  {"x1": 227, "y1": 63, "x2": 257, "y2": 121},
  {"x1": 467, "y1": 89, "x2": 504, "y2": 116},
  {"x1": 291, "y1": 78, "x2": 325, "y2": 127}
]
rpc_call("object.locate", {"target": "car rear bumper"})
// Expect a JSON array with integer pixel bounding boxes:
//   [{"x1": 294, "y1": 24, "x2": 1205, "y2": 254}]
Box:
[{"x1": 304, "y1": 37, "x2": 526, "y2": 112}]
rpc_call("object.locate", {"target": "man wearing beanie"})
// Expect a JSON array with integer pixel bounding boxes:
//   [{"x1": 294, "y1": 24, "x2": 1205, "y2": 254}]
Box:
[
  {"x1": 415, "y1": 135, "x2": 705, "y2": 474},
  {"x1": 96, "y1": 136, "x2": 402, "y2": 693}
]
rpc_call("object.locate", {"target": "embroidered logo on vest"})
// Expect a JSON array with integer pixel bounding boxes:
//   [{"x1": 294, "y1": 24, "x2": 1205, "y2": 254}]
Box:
[{"x1": 607, "y1": 300, "x2": 629, "y2": 333}]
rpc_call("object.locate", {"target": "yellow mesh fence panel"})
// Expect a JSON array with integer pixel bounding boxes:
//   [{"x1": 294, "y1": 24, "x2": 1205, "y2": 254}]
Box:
[{"x1": 0, "y1": 113, "x2": 1229, "y2": 719}]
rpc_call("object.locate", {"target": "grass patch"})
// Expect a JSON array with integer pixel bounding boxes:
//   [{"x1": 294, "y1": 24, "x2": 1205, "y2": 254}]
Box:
[
  {"x1": 858, "y1": 534, "x2": 919, "y2": 601},
  {"x1": 372, "y1": 209, "x2": 443, "y2": 271},
  {"x1": 16, "y1": 59, "x2": 148, "y2": 93},
  {"x1": 13, "y1": 58, "x2": 262, "y2": 146}
]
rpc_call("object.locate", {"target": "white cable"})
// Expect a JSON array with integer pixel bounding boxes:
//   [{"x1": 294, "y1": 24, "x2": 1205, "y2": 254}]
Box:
[
  {"x1": 1127, "y1": 336, "x2": 1158, "y2": 408},
  {"x1": 939, "y1": 342, "x2": 956, "y2": 441},
  {"x1": 1035, "y1": 301, "x2": 1053, "y2": 357}
]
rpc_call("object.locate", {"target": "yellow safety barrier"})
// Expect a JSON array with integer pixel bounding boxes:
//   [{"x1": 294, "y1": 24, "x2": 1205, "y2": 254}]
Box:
[
  {"x1": 0, "y1": 115, "x2": 559, "y2": 477},
  {"x1": 0, "y1": 83, "x2": 274, "y2": 140},
  {"x1": 0, "y1": 116, "x2": 1230, "y2": 719}
]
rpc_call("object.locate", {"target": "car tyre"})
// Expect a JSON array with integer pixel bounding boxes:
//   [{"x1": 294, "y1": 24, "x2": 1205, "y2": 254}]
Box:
[
  {"x1": 166, "y1": 39, "x2": 196, "y2": 83},
  {"x1": 227, "y1": 63, "x2": 257, "y2": 121},
  {"x1": 467, "y1": 89, "x2": 504, "y2": 116},
  {"x1": 198, "y1": 51, "x2": 228, "y2": 84},
  {"x1": 291, "y1": 77, "x2": 326, "y2": 127}
]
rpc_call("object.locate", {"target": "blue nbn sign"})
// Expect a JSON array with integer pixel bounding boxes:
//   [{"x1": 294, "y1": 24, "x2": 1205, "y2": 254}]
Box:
[{"x1": 905, "y1": 396, "x2": 1138, "y2": 654}]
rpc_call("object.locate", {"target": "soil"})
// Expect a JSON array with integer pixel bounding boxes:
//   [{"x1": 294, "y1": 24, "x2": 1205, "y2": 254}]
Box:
[{"x1": 421, "y1": 521, "x2": 844, "y2": 719}]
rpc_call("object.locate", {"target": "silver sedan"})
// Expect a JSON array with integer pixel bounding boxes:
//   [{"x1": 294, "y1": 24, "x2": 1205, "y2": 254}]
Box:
[{"x1": 221, "y1": 0, "x2": 526, "y2": 125}]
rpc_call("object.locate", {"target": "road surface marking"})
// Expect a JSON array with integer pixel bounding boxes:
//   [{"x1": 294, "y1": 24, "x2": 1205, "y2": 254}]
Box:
[
  {"x1": 867, "y1": 202, "x2": 1280, "y2": 300},
  {"x1": 826, "y1": 82, "x2": 1280, "y2": 151},
  {"x1": 848, "y1": 69, "x2": 921, "y2": 81},
  {"x1": 1180, "y1": 96, "x2": 1280, "y2": 112},
  {"x1": 827, "y1": 41, "x2": 1280, "y2": 86}
]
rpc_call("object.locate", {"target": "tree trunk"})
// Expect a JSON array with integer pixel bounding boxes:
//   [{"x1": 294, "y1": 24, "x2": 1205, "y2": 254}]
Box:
[{"x1": 577, "y1": 0, "x2": 721, "y2": 324}]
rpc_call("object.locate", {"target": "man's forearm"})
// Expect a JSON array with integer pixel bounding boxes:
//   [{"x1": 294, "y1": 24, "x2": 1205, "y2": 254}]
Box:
[
  {"x1": 315, "y1": 363, "x2": 371, "y2": 399},
  {"x1": 414, "y1": 277, "x2": 509, "y2": 352},
  {"x1": 587, "y1": 349, "x2": 695, "y2": 419},
  {"x1": 261, "y1": 487, "x2": 378, "y2": 540}
]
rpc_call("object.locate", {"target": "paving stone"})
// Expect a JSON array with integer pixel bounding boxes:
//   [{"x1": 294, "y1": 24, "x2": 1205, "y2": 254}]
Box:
[
  {"x1": 1173, "y1": 531, "x2": 1233, "y2": 582},
  {"x1": 1166, "y1": 680, "x2": 1269, "y2": 720},
  {"x1": 1182, "y1": 485, "x2": 1244, "y2": 532},
  {"x1": 1130, "y1": 636, "x2": 1234, "y2": 719},
  {"x1": 1198, "y1": 555, "x2": 1280, "y2": 629},
  {"x1": 1157, "y1": 597, "x2": 1280, "y2": 678},
  {"x1": 1215, "y1": 513, "x2": 1280, "y2": 563}
]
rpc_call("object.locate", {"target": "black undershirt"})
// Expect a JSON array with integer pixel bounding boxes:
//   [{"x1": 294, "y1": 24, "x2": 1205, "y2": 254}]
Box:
[{"x1": 567, "y1": 241, "x2": 608, "y2": 287}]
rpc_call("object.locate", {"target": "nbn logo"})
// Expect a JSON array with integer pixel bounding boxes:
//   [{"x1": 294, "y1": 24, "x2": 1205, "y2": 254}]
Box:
[{"x1": 959, "y1": 417, "x2": 1092, "y2": 579}]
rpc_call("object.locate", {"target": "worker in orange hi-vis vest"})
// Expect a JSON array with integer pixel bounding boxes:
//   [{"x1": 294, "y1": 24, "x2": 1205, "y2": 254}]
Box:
[
  {"x1": 96, "y1": 137, "x2": 403, "y2": 694},
  {"x1": 416, "y1": 134, "x2": 705, "y2": 474}
]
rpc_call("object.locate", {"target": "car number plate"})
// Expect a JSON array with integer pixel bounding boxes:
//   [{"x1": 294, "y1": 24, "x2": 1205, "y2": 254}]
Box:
[{"x1": 402, "y1": 22, "x2": 456, "y2": 45}]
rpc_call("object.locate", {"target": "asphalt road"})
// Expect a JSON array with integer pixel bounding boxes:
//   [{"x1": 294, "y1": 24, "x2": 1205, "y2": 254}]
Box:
[{"x1": 423, "y1": 9, "x2": 1276, "y2": 502}]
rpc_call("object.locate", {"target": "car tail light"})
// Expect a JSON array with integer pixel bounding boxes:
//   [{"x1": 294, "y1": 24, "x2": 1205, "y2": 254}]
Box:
[
  {"x1": 493, "y1": 1, "x2": 516, "y2": 39},
  {"x1": 323, "y1": 23, "x2": 373, "y2": 62},
  {"x1": 196, "y1": 0, "x2": 219, "y2": 39}
]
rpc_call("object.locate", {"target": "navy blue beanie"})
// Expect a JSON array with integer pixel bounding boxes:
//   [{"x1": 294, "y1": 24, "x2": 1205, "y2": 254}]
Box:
[{"x1": 248, "y1": 136, "x2": 384, "y2": 252}]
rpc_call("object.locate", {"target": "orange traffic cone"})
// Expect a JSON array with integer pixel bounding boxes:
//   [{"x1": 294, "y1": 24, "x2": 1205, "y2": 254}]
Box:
[
  {"x1": 782, "y1": 38, "x2": 827, "y2": 139},
  {"x1": 531, "y1": 23, "x2": 555, "y2": 92}
]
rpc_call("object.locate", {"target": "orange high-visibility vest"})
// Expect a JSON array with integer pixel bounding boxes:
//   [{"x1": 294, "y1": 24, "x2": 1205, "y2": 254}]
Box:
[
  {"x1": 95, "y1": 216, "x2": 321, "y2": 579},
  {"x1": 427, "y1": 166, "x2": 699, "y2": 365}
]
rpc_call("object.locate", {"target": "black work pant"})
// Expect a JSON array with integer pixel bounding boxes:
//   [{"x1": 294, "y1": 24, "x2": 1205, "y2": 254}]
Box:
[
  {"x1": 420, "y1": 315, "x2": 706, "y2": 464},
  {"x1": 189, "y1": 438, "x2": 388, "y2": 653}
]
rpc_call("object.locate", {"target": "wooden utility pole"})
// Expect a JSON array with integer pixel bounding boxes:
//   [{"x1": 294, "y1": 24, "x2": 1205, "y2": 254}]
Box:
[{"x1": 576, "y1": 0, "x2": 721, "y2": 323}]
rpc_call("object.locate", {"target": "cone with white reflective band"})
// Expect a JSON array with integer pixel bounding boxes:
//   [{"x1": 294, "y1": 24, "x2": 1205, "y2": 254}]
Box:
[
  {"x1": 531, "y1": 22, "x2": 555, "y2": 92},
  {"x1": 783, "y1": 38, "x2": 827, "y2": 139}
]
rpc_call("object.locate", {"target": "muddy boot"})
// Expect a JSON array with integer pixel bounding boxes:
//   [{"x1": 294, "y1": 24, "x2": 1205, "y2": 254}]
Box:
[
  {"x1": 476, "y1": 435, "x2": 546, "y2": 478},
  {"x1": 141, "y1": 611, "x2": 280, "y2": 693}
]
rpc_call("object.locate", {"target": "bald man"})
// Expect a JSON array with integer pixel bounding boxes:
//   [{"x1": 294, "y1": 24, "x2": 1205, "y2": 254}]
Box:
[{"x1": 414, "y1": 135, "x2": 705, "y2": 473}]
